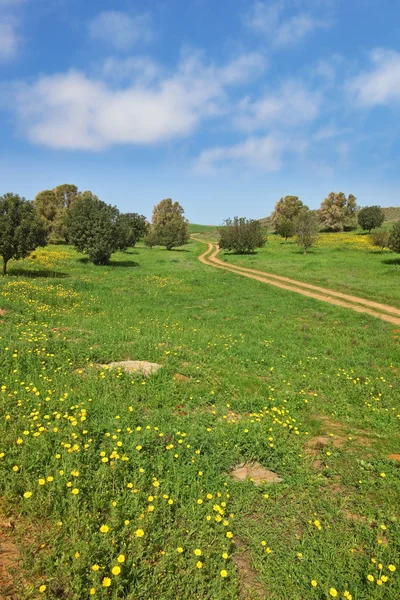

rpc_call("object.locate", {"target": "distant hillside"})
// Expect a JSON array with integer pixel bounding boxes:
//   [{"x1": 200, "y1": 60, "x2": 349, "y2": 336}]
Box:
[
  {"x1": 382, "y1": 207, "x2": 400, "y2": 222},
  {"x1": 189, "y1": 223, "x2": 218, "y2": 233}
]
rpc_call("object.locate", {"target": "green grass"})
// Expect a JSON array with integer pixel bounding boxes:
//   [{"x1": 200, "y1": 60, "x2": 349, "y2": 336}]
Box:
[
  {"x1": 0, "y1": 241, "x2": 399, "y2": 599},
  {"x1": 216, "y1": 231, "x2": 400, "y2": 306},
  {"x1": 188, "y1": 223, "x2": 218, "y2": 233}
]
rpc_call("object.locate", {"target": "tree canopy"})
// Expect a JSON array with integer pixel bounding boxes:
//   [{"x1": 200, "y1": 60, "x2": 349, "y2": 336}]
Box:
[
  {"x1": 0, "y1": 193, "x2": 48, "y2": 275},
  {"x1": 150, "y1": 199, "x2": 190, "y2": 250},
  {"x1": 319, "y1": 192, "x2": 358, "y2": 231},
  {"x1": 271, "y1": 196, "x2": 307, "y2": 233},
  {"x1": 66, "y1": 191, "x2": 125, "y2": 265},
  {"x1": 358, "y1": 206, "x2": 385, "y2": 232},
  {"x1": 118, "y1": 213, "x2": 149, "y2": 249},
  {"x1": 295, "y1": 209, "x2": 319, "y2": 253}
]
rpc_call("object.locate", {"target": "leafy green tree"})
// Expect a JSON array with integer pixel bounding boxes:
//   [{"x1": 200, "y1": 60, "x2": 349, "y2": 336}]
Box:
[
  {"x1": 53, "y1": 184, "x2": 79, "y2": 242},
  {"x1": 150, "y1": 199, "x2": 190, "y2": 250},
  {"x1": 33, "y1": 189, "x2": 58, "y2": 232},
  {"x1": 388, "y1": 222, "x2": 400, "y2": 253},
  {"x1": 295, "y1": 210, "x2": 319, "y2": 253},
  {"x1": 271, "y1": 196, "x2": 307, "y2": 233},
  {"x1": 319, "y1": 192, "x2": 358, "y2": 231},
  {"x1": 118, "y1": 213, "x2": 149, "y2": 249},
  {"x1": 66, "y1": 191, "x2": 124, "y2": 265},
  {"x1": 370, "y1": 229, "x2": 389, "y2": 251},
  {"x1": 276, "y1": 218, "x2": 295, "y2": 242},
  {"x1": 0, "y1": 193, "x2": 48, "y2": 275},
  {"x1": 218, "y1": 217, "x2": 266, "y2": 254},
  {"x1": 358, "y1": 206, "x2": 385, "y2": 232}
]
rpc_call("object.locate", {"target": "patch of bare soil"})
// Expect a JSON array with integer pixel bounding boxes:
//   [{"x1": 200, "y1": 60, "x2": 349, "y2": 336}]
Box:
[
  {"x1": 173, "y1": 373, "x2": 190, "y2": 382},
  {"x1": 343, "y1": 509, "x2": 367, "y2": 524},
  {"x1": 229, "y1": 463, "x2": 282, "y2": 486},
  {"x1": 0, "y1": 309, "x2": 6, "y2": 316},
  {"x1": 193, "y1": 238, "x2": 400, "y2": 326},
  {"x1": 388, "y1": 454, "x2": 400, "y2": 463},
  {"x1": 0, "y1": 519, "x2": 22, "y2": 599},
  {"x1": 102, "y1": 360, "x2": 162, "y2": 376},
  {"x1": 233, "y1": 538, "x2": 268, "y2": 600}
]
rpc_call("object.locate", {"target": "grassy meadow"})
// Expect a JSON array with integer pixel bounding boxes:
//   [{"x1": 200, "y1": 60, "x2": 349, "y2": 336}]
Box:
[
  {"x1": 215, "y1": 231, "x2": 400, "y2": 306},
  {"x1": 0, "y1": 236, "x2": 399, "y2": 599}
]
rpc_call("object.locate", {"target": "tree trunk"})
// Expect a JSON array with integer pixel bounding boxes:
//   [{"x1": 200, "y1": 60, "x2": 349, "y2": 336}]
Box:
[{"x1": 2, "y1": 259, "x2": 7, "y2": 276}]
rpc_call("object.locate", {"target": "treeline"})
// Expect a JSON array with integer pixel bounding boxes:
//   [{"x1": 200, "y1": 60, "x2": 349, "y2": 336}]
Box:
[
  {"x1": 218, "y1": 193, "x2": 400, "y2": 255},
  {"x1": 0, "y1": 187, "x2": 190, "y2": 274}
]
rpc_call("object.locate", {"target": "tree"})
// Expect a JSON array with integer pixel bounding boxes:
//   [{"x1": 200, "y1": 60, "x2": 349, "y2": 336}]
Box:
[
  {"x1": 0, "y1": 193, "x2": 48, "y2": 275},
  {"x1": 34, "y1": 184, "x2": 79, "y2": 242},
  {"x1": 370, "y1": 229, "x2": 389, "y2": 251},
  {"x1": 271, "y1": 196, "x2": 307, "y2": 233},
  {"x1": 388, "y1": 222, "x2": 400, "y2": 253},
  {"x1": 118, "y1": 213, "x2": 149, "y2": 249},
  {"x1": 276, "y1": 218, "x2": 295, "y2": 242},
  {"x1": 295, "y1": 210, "x2": 319, "y2": 253},
  {"x1": 319, "y1": 192, "x2": 358, "y2": 231},
  {"x1": 33, "y1": 189, "x2": 58, "y2": 232},
  {"x1": 218, "y1": 217, "x2": 266, "y2": 254},
  {"x1": 150, "y1": 199, "x2": 190, "y2": 250},
  {"x1": 66, "y1": 191, "x2": 125, "y2": 265},
  {"x1": 358, "y1": 206, "x2": 385, "y2": 232}
]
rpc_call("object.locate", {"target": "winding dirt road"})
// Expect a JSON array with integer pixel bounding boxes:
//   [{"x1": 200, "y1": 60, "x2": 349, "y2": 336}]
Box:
[{"x1": 193, "y1": 238, "x2": 400, "y2": 326}]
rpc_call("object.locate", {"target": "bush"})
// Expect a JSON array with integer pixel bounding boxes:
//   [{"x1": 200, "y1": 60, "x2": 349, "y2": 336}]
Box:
[
  {"x1": 218, "y1": 217, "x2": 266, "y2": 254},
  {"x1": 276, "y1": 218, "x2": 295, "y2": 242},
  {"x1": 295, "y1": 210, "x2": 319, "y2": 253},
  {"x1": 358, "y1": 206, "x2": 385, "y2": 232},
  {"x1": 117, "y1": 213, "x2": 149, "y2": 249},
  {"x1": 388, "y1": 222, "x2": 400, "y2": 253},
  {"x1": 370, "y1": 229, "x2": 389, "y2": 251},
  {"x1": 0, "y1": 193, "x2": 48, "y2": 275},
  {"x1": 67, "y1": 192, "x2": 125, "y2": 265}
]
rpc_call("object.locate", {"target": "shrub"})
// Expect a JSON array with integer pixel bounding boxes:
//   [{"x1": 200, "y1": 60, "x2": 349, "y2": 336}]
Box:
[
  {"x1": 276, "y1": 218, "x2": 295, "y2": 242},
  {"x1": 388, "y1": 222, "x2": 400, "y2": 253},
  {"x1": 295, "y1": 210, "x2": 319, "y2": 253},
  {"x1": 218, "y1": 217, "x2": 266, "y2": 254},
  {"x1": 370, "y1": 229, "x2": 389, "y2": 251},
  {"x1": 358, "y1": 206, "x2": 385, "y2": 232},
  {"x1": 67, "y1": 191, "x2": 124, "y2": 265},
  {"x1": 0, "y1": 193, "x2": 48, "y2": 275},
  {"x1": 118, "y1": 213, "x2": 149, "y2": 249}
]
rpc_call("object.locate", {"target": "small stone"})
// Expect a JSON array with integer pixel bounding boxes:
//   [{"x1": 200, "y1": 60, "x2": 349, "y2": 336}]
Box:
[
  {"x1": 229, "y1": 462, "x2": 282, "y2": 485},
  {"x1": 104, "y1": 361, "x2": 162, "y2": 377}
]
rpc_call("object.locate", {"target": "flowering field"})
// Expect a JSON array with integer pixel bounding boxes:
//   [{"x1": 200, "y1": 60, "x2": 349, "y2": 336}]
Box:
[{"x1": 0, "y1": 240, "x2": 399, "y2": 599}]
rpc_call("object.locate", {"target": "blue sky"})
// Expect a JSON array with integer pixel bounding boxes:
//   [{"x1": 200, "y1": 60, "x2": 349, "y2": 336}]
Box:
[{"x1": 1, "y1": 0, "x2": 400, "y2": 223}]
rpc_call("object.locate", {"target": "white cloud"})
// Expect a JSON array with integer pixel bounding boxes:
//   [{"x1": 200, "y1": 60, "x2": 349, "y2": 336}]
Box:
[
  {"x1": 245, "y1": 1, "x2": 331, "y2": 48},
  {"x1": 0, "y1": 20, "x2": 19, "y2": 60},
  {"x1": 89, "y1": 11, "x2": 153, "y2": 51},
  {"x1": 350, "y1": 49, "x2": 400, "y2": 106},
  {"x1": 314, "y1": 124, "x2": 349, "y2": 141},
  {"x1": 102, "y1": 56, "x2": 160, "y2": 85},
  {"x1": 219, "y1": 52, "x2": 268, "y2": 85},
  {"x1": 235, "y1": 80, "x2": 320, "y2": 132},
  {"x1": 12, "y1": 52, "x2": 266, "y2": 150},
  {"x1": 195, "y1": 134, "x2": 305, "y2": 173}
]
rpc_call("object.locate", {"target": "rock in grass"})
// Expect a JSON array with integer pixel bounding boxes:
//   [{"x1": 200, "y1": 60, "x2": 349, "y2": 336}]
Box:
[
  {"x1": 104, "y1": 360, "x2": 162, "y2": 377},
  {"x1": 229, "y1": 462, "x2": 282, "y2": 485}
]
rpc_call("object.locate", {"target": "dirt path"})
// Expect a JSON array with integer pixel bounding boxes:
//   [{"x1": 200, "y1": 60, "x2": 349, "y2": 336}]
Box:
[{"x1": 193, "y1": 238, "x2": 400, "y2": 326}]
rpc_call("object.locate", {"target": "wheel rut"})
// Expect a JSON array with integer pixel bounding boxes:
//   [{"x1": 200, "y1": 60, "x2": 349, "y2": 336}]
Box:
[{"x1": 193, "y1": 238, "x2": 400, "y2": 326}]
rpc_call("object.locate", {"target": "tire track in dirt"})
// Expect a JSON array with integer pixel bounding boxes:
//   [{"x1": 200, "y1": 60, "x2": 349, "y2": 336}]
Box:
[{"x1": 193, "y1": 238, "x2": 400, "y2": 326}]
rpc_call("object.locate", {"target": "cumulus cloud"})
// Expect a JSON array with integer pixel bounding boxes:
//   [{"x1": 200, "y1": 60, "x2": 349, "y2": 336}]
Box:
[
  {"x1": 12, "y1": 52, "x2": 266, "y2": 150},
  {"x1": 245, "y1": 0, "x2": 332, "y2": 48},
  {"x1": 235, "y1": 80, "x2": 321, "y2": 131},
  {"x1": 195, "y1": 134, "x2": 306, "y2": 173},
  {"x1": 350, "y1": 49, "x2": 400, "y2": 106},
  {"x1": 89, "y1": 11, "x2": 153, "y2": 51},
  {"x1": 245, "y1": 1, "x2": 331, "y2": 48}
]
